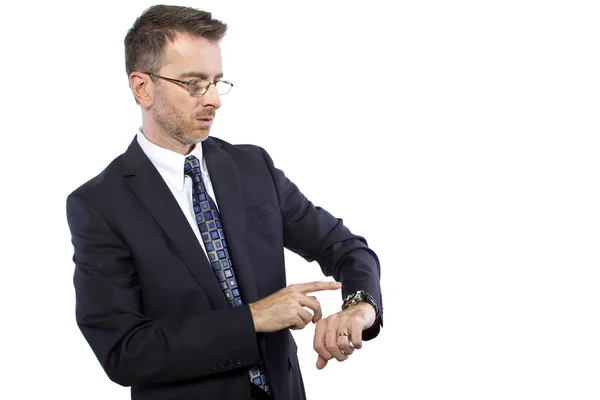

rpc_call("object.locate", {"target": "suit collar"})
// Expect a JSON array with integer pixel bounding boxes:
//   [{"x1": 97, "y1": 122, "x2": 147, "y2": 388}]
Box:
[{"x1": 123, "y1": 132, "x2": 219, "y2": 177}]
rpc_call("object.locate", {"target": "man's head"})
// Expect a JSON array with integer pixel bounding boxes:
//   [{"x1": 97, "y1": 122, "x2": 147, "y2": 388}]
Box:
[{"x1": 125, "y1": 5, "x2": 228, "y2": 152}]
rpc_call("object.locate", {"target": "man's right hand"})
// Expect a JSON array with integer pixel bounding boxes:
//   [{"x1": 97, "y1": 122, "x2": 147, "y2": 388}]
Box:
[{"x1": 249, "y1": 281, "x2": 342, "y2": 333}]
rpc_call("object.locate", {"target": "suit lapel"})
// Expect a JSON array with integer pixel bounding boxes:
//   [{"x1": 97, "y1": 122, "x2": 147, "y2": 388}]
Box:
[
  {"x1": 203, "y1": 139, "x2": 260, "y2": 304},
  {"x1": 123, "y1": 138, "x2": 227, "y2": 309}
]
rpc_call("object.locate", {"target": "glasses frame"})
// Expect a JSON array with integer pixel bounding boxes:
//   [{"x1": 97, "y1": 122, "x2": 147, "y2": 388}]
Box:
[{"x1": 144, "y1": 72, "x2": 233, "y2": 96}]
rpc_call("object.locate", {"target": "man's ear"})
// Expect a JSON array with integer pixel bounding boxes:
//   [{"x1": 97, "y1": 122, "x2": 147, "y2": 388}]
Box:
[{"x1": 129, "y1": 72, "x2": 153, "y2": 107}]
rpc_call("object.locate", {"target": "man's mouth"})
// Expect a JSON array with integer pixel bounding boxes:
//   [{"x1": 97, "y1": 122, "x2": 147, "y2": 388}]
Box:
[{"x1": 196, "y1": 117, "x2": 214, "y2": 127}]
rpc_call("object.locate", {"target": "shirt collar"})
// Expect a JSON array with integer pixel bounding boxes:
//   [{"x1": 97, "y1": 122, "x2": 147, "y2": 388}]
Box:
[{"x1": 136, "y1": 129, "x2": 205, "y2": 191}]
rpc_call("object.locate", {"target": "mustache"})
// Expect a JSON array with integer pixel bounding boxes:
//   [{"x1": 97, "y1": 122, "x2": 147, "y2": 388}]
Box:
[{"x1": 196, "y1": 110, "x2": 216, "y2": 119}]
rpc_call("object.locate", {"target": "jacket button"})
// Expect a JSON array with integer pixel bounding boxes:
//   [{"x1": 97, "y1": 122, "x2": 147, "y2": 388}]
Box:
[
  {"x1": 211, "y1": 363, "x2": 218, "y2": 371},
  {"x1": 236, "y1": 357, "x2": 243, "y2": 365},
  {"x1": 220, "y1": 361, "x2": 226, "y2": 370},
  {"x1": 228, "y1": 358, "x2": 234, "y2": 367}
]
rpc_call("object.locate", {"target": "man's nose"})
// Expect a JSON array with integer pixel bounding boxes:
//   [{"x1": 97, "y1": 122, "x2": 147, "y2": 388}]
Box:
[{"x1": 201, "y1": 83, "x2": 221, "y2": 109}]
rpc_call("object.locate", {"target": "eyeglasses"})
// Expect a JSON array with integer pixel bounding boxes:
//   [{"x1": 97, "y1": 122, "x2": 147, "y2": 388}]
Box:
[{"x1": 145, "y1": 72, "x2": 234, "y2": 96}]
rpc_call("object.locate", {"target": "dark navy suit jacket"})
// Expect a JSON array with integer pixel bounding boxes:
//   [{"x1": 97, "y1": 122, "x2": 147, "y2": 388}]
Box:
[{"x1": 66, "y1": 136, "x2": 382, "y2": 399}]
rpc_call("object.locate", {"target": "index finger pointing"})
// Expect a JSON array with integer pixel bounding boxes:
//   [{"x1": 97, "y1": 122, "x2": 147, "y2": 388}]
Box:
[{"x1": 295, "y1": 281, "x2": 342, "y2": 294}]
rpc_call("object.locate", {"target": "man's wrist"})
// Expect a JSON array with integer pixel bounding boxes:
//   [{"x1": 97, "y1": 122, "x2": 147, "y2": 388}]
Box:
[{"x1": 355, "y1": 302, "x2": 377, "y2": 326}]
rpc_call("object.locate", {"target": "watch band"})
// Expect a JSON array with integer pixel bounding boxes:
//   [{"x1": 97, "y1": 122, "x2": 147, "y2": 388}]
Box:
[{"x1": 342, "y1": 290, "x2": 380, "y2": 318}]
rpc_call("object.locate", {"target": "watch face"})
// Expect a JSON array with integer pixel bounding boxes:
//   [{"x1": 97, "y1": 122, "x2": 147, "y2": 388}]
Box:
[{"x1": 345, "y1": 291, "x2": 364, "y2": 303}]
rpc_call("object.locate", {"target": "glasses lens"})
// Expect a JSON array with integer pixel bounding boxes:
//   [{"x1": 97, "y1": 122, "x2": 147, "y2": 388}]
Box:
[
  {"x1": 188, "y1": 80, "x2": 210, "y2": 96},
  {"x1": 215, "y1": 81, "x2": 232, "y2": 95}
]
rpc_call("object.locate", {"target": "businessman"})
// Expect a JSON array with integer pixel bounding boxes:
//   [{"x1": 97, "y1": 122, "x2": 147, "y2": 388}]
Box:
[{"x1": 66, "y1": 5, "x2": 383, "y2": 399}]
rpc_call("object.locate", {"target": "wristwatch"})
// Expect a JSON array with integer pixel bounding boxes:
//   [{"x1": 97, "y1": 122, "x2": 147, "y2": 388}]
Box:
[{"x1": 342, "y1": 290, "x2": 380, "y2": 318}]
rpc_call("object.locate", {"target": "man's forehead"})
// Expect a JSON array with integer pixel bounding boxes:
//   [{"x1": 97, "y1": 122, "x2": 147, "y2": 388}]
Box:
[
  {"x1": 165, "y1": 33, "x2": 221, "y2": 55},
  {"x1": 162, "y1": 34, "x2": 222, "y2": 75}
]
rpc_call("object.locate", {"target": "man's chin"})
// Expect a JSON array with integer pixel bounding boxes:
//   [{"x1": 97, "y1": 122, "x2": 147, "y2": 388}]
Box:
[
  {"x1": 176, "y1": 129, "x2": 210, "y2": 146},
  {"x1": 195, "y1": 127, "x2": 211, "y2": 142}
]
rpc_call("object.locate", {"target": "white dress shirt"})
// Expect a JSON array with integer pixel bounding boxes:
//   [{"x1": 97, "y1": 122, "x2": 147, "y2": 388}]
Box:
[{"x1": 136, "y1": 130, "x2": 219, "y2": 260}]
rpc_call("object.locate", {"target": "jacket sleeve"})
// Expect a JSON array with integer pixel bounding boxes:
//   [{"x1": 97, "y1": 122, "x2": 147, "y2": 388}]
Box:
[
  {"x1": 66, "y1": 193, "x2": 261, "y2": 387},
  {"x1": 256, "y1": 147, "x2": 383, "y2": 339}
]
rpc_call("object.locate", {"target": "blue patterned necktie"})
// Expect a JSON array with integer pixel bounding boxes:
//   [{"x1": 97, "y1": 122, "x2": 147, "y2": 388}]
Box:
[{"x1": 184, "y1": 155, "x2": 271, "y2": 395}]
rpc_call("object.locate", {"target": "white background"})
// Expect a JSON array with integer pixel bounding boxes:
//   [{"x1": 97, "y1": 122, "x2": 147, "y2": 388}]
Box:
[{"x1": 1, "y1": 0, "x2": 599, "y2": 399}]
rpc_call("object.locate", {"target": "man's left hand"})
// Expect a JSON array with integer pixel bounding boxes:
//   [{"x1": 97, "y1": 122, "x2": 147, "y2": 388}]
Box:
[{"x1": 312, "y1": 302, "x2": 376, "y2": 369}]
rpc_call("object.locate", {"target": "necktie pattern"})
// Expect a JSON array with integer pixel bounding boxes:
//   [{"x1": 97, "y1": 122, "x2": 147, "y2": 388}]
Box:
[{"x1": 184, "y1": 155, "x2": 271, "y2": 395}]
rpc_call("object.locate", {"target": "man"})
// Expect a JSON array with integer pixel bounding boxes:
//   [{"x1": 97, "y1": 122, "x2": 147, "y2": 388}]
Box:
[{"x1": 66, "y1": 5, "x2": 383, "y2": 400}]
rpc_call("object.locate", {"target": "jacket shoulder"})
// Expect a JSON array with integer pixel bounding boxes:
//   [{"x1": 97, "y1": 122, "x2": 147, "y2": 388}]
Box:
[
  {"x1": 207, "y1": 136, "x2": 264, "y2": 153},
  {"x1": 206, "y1": 136, "x2": 270, "y2": 162},
  {"x1": 67, "y1": 153, "x2": 125, "y2": 202}
]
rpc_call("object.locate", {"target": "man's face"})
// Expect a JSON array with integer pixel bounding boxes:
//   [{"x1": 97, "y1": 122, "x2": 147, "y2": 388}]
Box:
[{"x1": 151, "y1": 34, "x2": 223, "y2": 145}]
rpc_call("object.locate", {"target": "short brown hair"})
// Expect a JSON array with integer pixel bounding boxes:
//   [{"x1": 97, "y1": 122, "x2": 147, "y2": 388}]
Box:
[{"x1": 124, "y1": 5, "x2": 227, "y2": 76}]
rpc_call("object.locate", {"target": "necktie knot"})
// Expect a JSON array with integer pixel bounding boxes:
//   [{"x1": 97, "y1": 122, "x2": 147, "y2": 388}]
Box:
[{"x1": 184, "y1": 155, "x2": 201, "y2": 179}]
